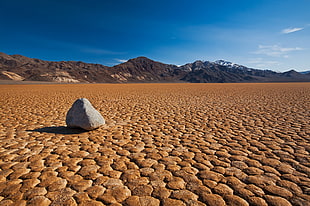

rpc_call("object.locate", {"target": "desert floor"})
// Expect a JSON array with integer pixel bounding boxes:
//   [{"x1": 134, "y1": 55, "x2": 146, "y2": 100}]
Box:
[{"x1": 0, "y1": 83, "x2": 309, "y2": 206}]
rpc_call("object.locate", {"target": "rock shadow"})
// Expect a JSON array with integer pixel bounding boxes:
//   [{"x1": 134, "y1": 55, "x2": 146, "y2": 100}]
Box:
[{"x1": 27, "y1": 126, "x2": 88, "y2": 135}]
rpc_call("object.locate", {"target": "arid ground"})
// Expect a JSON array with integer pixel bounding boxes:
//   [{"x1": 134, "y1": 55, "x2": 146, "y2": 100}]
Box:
[{"x1": 0, "y1": 83, "x2": 309, "y2": 206}]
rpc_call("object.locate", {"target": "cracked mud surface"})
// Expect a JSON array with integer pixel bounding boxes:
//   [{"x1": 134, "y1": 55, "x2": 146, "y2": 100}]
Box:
[{"x1": 0, "y1": 83, "x2": 309, "y2": 206}]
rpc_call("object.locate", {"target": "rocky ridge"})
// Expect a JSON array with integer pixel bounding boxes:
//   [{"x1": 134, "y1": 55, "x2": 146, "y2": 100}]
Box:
[{"x1": 1, "y1": 52, "x2": 310, "y2": 83}]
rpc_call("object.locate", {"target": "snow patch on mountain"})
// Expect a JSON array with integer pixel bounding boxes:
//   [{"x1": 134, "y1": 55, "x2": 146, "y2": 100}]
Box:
[{"x1": 214, "y1": 60, "x2": 251, "y2": 71}]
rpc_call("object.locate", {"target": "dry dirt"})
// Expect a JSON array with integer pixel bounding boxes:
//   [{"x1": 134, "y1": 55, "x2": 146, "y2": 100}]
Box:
[{"x1": 0, "y1": 83, "x2": 309, "y2": 206}]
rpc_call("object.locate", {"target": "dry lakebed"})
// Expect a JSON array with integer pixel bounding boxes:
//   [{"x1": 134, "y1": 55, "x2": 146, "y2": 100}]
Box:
[{"x1": 0, "y1": 83, "x2": 309, "y2": 206}]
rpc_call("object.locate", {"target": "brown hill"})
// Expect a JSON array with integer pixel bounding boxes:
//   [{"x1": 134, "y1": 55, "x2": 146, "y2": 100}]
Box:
[
  {"x1": 111, "y1": 57, "x2": 186, "y2": 82},
  {"x1": 0, "y1": 53, "x2": 181, "y2": 83}
]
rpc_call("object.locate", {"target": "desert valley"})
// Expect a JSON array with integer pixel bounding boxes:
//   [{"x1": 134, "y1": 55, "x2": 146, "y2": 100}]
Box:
[
  {"x1": 1, "y1": 0, "x2": 310, "y2": 205},
  {"x1": 0, "y1": 83, "x2": 309, "y2": 205}
]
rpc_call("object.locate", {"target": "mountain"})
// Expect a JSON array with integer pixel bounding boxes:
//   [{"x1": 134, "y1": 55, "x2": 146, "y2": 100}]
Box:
[
  {"x1": 214, "y1": 60, "x2": 250, "y2": 71},
  {"x1": 178, "y1": 60, "x2": 254, "y2": 83},
  {"x1": 300, "y1": 70, "x2": 310, "y2": 74},
  {"x1": 0, "y1": 52, "x2": 114, "y2": 83},
  {"x1": 108, "y1": 57, "x2": 184, "y2": 82},
  {"x1": 1, "y1": 52, "x2": 310, "y2": 83}
]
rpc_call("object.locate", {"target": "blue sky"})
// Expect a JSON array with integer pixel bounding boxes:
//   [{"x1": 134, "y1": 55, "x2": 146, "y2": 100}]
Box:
[{"x1": 1, "y1": 0, "x2": 309, "y2": 71}]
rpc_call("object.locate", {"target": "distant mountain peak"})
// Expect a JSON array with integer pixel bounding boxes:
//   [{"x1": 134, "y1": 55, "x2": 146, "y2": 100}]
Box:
[
  {"x1": 128, "y1": 56, "x2": 149, "y2": 61},
  {"x1": 215, "y1": 59, "x2": 233, "y2": 65},
  {"x1": 286, "y1": 69, "x2": 298, "y2": 73},
  {"x1": 215, "y1": 59, "x2": 244, "y2": 68},
  {"x1": 128, "y1": 56, "x2": 156, "y2": 62},
  {"x1": 300, "y1": 70, "x2": 310, "y2": 74}
]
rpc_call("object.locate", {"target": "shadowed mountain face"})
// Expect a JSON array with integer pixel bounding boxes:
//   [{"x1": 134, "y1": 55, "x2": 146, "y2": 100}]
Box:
[{"x1": 1, "y1": 52, "x2": 310, "y2": 83}]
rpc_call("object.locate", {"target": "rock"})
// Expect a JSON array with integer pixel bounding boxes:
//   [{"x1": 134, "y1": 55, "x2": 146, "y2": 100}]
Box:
[
  {"x1": 74, "y1": 192, "x2": 90, "y2": 204},
  {"x1": 248, "y1": 197, "x2": 268, "y2": 206},
  {"x1": 213, "y1": 183, "x2": 234, "y2": 195},
  {"x1": 198, "y1": 170, "x2": 224, "y2": 182},
  {"x1": 243, "y1": 167, "x2": 264, "y2": 175},
  {"x1": 79, "y1": 200, "x2": 105, "y2": 206},
  {"x1": 86, "y1": 186, "x2": 106, "y2": 199},
  {"x1": 139, "y1": 196, "x2": 160, "y2": 206},
  {"x1": 28, "y1": 196, "x2": 51, "y2": 206},
  {"x1": 234, "y1": 187, "x2": 255, "y2": 200},
  {"x1": 66, "y1": 98, "x2": 105, "y2": 130},
  {"x1": 71, "y1": 179, "x2": 93, "y2": 192},
  {"x1": 167, "y1": 177, "x2": 186, "y2": 189},
  {"x1": 276, "y1": 163, "x2": 295, "y2": 174},
  {"x1": 97, "y1": 194, "x2": 117, "y2": 204},
  {"x1": 47, "y1": 178, "x2": 67, "y2": 192},
  {"x1": 78, "y1": 165, "x2": 99, "y2": 178},
  {"x1": 264, "y1": 195, "x2": 292, "y2": 206},
  {"x1": 245, "y1": 184, "x2": 265, "y2": 197},
  {"x1": 170, "y1": 190, "x2": 199, "y2": 203},
  {"x1": 264, "y1": 185, "x2": 293, "y2": 198},
  {"x1": 1, "y1": 183, "x2": 21, "y2": 198},
  {"x1": 224, "y1": 195, "x2": 249, "y2": 206},
  {"x1": 10, "y1": 200, "x2": 27, "y2": 206},
  {"x1": 245, "y1": 175, "x2": 276, "y2": 187},
  {"x1": 131, "y1": 185, "x2": 153, "y2": 196},
  {"x1": 121, "y1": 170, "x2": 141, "y2": 183},
  {"x1": 152, "y1": 187, "x2": 171, "y2": 199},
  {"x1": 162, "y1": 198, "x2": 186, "y2": 206},
  {"x1": 0, "y1": 199, "x2": 13, "y2": 205},
  {"x1": 276, "y1": 179, "x2": 303, "y2": 194},
  {"x1": 203, "y1": 180, "x2": 218, "y2": 188},
  {"x1": 124, "y1": 196, "x2": 141, "y2": 206},
  {"x1": 200, "y1": 194, "x2": 226, "y2": 206},
  {"x1": 102, "y1": 178, "x2": 123, "y2": 188},
  {"x1": 105, "y1": 185, "x2": 131, "y2": 202},
  {"x1": 24, "y1": 187, "x2": 47, "y2": 200},
  {"x1": 20, "y1": 178, "x2": 40, "y2": 192}
]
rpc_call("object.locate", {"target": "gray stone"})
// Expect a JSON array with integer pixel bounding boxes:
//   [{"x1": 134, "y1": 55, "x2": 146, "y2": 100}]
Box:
[{"x1": 66, "y1": 98, "x2": 105, "y2": 130}]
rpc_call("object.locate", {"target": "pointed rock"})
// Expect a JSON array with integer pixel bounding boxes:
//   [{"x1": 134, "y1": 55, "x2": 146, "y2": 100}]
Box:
[{"x1": 66, "y1": 98, "x2": 105, "y2": 130}]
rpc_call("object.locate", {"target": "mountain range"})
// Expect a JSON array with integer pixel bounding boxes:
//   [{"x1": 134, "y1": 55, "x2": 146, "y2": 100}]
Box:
[{"x1": 1, "y1": 52, "x2": 310, "y2": 83}]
